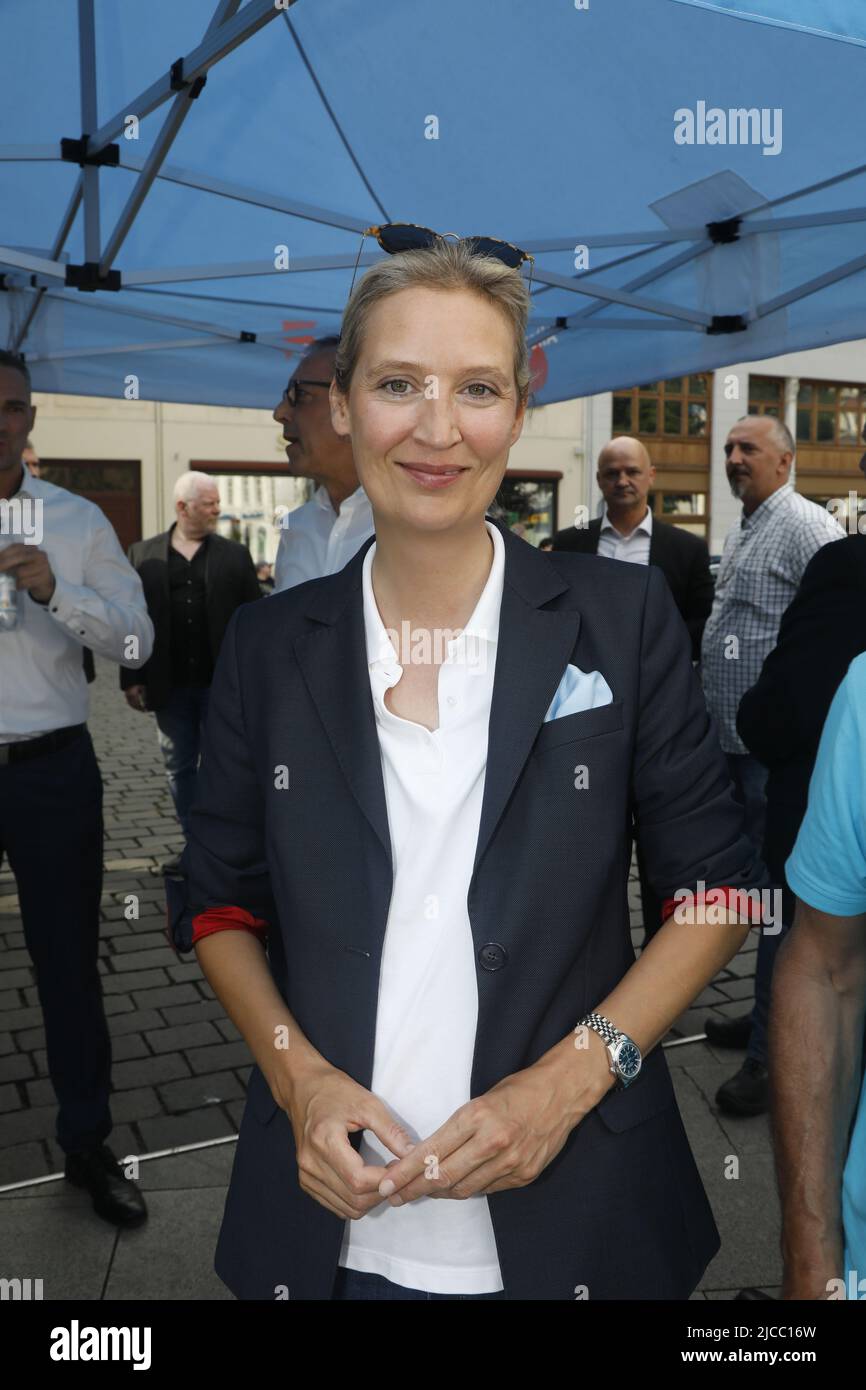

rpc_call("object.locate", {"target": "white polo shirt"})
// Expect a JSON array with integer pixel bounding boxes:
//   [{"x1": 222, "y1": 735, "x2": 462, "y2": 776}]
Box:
[
  {"x1": 272, "y1": 483, "x2": 374, "y2": 591},
  {"x1": 338, "y1": 519, "x2": 505, "y2": 1294}
]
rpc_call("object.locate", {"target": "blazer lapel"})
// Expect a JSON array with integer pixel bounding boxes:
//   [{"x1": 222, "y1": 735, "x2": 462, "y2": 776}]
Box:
[
  {"x1": 472, "y1": 522, "x2": 580, "y2": 873},
  {"x1": 292, "y1": 521, "x2": 581, "y2": 882},
  {"x1": 293, "y1": 537, "x2": 392, "y2": 869}
]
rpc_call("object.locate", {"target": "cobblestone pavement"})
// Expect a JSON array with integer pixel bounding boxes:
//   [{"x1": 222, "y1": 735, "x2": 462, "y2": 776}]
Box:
[{"x1": 0, "y1": 657, "x2": 780, "y2": 1298}]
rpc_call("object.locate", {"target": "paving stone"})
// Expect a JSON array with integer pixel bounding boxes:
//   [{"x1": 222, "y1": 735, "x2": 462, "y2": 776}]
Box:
[
  {"x1": 0, "y1": 1141, "x2": 51, "y2": 1185},
  {"x1": 0, "y1": 1052, "x2": 34, "y2": 1083},
  {"x1": 157, "y1": 1071, "x2": 244, "y2": 1113},
  {"x1": 109, "y1": 1086, "x2": 163, "y2": 1124},
  {"x1": 137, "y1": 1108, "x2": 236, "y2": 1152},
  {"x1": 108, "y1": 946, "x2": 179, "y2": 972},
  {"x1": 0, "y1": 949, "x2": 33, "y2": 970},
  {"x1": 0, "y1": 1082, "x2": 23, "y2": 1113},
  {"x1": 717, "y1": 977, "x2": 757, "y2": 1001},
  {"x1": 0, "y1": 1006, "x2": 43, "y2": 1032},
  {"x1": 108, "y1": 1008, "x2": 164, "y2": 1037},
  {"x1": 159, "y1": 999, "x2": 226, "y2": 1027},
  {"x1": 110, "y1": 1054, "x2": 192, "y2": 1090},
  {"x1": 0, "y1": 989, "x2": 22, "y2": 1010},
  {"x1": 186, "y1": 1042, "x2": 253, "y2": 1075},
  {"x1": 103, "y1": 1187, "x2": 233, "y2": 1299},
  {"x1": 167, "y1": 962, "x2": 204, "y2": 983},
  {"x1": 216, "y1": 1018, "x2": 242, "y2": 1043},
  {"x1": 102, "y1": 968, "x2": 168, "y2": 994},
  {"x1": 110, "y1": 931, "x2": 168, "y2": 954},
  {"x1": 0, "y1": 1104, "x2": 59, "y2": 1146},
  {"x1": 132, "y1": 983, "x2": 200, "y2": 1011},
  {"x1": 111, "y1": 1033, "x2": 151, "y2": 1062},
  {"x1": 145, "y1": 1021, "x2": 222, "y2": 1055}
]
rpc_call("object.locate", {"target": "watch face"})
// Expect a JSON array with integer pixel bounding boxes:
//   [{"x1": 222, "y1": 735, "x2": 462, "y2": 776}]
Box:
[{"x1": 616, "y1": 1040, "x2": 641, "y2": 1079}]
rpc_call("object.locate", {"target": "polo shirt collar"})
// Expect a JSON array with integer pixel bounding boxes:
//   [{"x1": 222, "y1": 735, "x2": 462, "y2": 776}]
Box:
[{"x1": 363, "y1": 518, "x2": 503, "y2": 670}]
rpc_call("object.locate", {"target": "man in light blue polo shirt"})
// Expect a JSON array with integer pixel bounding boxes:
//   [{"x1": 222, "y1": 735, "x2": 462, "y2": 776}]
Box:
[{"x1": 771, "y1": 652, "x2": 866, "y2": 1299}]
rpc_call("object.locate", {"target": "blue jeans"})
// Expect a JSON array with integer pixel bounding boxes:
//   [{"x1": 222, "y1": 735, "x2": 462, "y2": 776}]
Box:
[
  {"x1": 725, "y1": 753, "x2": 786, "y2": 1065},
  {"x1": 331, "y1": 1268, "x2": 506, "y2": 1300},
  {"x1": 155, "y1": 685, "x2": 211, "y2": 837}
]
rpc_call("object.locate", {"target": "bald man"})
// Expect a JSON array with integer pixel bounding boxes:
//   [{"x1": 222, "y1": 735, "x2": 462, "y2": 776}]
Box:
[
  {"x1": 551, "y1": 437, "x2": 714, "y2": 661},
  {"x1": 552, "y1": 437, "x2": 715, "y2": 942}
]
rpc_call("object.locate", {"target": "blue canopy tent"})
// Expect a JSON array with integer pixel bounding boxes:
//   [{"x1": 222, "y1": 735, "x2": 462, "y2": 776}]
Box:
[{"x1": 1, "y1": 0, "x2": 865, "y2": 408}]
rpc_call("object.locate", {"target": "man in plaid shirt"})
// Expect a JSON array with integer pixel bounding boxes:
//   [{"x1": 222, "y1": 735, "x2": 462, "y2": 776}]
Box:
[{"x1": 700, "y1": 413, "x2": 844, "y2": 1115}]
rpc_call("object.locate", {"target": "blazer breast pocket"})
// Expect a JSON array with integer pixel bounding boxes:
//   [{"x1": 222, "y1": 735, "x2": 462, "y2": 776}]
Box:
[{"x1": 532, "y1": 699, "x2": 624, "y2": 754}]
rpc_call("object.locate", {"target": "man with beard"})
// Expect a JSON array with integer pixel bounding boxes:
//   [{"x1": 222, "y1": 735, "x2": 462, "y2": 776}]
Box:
[{"x1": 700, "y1": 414, "x2": 843, "y2": 1115}]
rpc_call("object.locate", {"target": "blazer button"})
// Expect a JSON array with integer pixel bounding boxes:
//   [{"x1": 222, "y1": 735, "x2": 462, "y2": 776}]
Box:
[{"x1": 478, "y1": 942, "x2": 508, "y2": 972}]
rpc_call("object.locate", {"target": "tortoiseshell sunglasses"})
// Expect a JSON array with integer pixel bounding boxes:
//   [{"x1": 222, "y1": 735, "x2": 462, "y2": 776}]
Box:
[{"x1": 348, "y1": 222, "x2": 535, "y2": 296}]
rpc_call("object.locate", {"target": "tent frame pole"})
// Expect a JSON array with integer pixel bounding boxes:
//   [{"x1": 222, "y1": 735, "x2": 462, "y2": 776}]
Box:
[
  {"x1": 85, "y1": 0, "x2": 284, "y2": 158},
  {"x1": 78, "y1": 0, "x2": 100, "y2": 264},
  {"x1": 98, "y1": 0, "x2": 243, "y2": 276}
]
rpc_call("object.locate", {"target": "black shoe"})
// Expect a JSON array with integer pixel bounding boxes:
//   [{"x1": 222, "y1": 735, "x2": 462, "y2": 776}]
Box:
[
  {"x1": 65, "y1": 1144, "x2": 148, "y2": 1227},
  {"x1": 705, "y1": 1013, "x2": 753, "y2": 1049},
  {"x1": 715, "y1": 1058, "x2": 769, "y2": 1117}
]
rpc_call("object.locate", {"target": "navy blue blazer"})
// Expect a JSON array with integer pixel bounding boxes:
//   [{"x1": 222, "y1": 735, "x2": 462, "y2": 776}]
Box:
[{"x1": 186, "y1": 518, "x2": 760, "y2": 1301}]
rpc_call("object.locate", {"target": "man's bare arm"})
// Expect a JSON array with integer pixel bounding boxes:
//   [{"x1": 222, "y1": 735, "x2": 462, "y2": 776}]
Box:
[{"x1": 769, "y1": 900, "x2": 866, "y2": 1299}]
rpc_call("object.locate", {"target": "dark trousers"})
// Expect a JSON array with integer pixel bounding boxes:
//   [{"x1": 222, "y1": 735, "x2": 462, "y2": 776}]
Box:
[
  {"x1": 724, "y1": 753, "x2": 785, "y2": 1065},
  {"x1": 155, "y1": 685, "x2": 211, "y2": 837},
  {"x1": 331, "y1": 1267, "x2": 506, "y2": 1300},
  {"x1": 0, "y1": 728, "x2": 112, "y2": 1153}
]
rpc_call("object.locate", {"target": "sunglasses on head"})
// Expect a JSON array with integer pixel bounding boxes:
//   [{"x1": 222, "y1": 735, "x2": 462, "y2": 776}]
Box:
[{"x1": 349, "y1": 222, "x2": 534, "y2": 296}]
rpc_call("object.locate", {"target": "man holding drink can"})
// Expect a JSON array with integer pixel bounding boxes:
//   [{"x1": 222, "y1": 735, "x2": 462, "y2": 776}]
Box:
[{"x1": 0, "y1": 349, "x2": 154, "y2": 1225}]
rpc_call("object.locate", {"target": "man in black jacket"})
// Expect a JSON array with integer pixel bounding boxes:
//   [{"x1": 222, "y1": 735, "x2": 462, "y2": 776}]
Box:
[
  {"x1": 551, "y1": 436, "x2": 714, "y2": 662},
  {"x1": 121, "y1": 471, "x2": 261, "y2": 858},
  {"x1": 552, "y1": 436, "x2": 715, "y2": 939},
  {"x1": 711, "y1": 510, "x2": 866, "y2": 1111}
]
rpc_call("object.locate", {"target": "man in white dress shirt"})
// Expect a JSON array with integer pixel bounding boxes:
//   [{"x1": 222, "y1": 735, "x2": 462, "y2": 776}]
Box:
[
  {"x1": 0, "y1": 351, "x2": 154, "y2": 1226},
  {"x1": 272, "y1": 337, "x2": 374, "y2": 590}
]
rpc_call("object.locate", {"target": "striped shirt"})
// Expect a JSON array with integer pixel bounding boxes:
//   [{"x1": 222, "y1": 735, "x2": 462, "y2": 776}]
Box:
[{"x1": 701, "y1": 483, "x2": 844, "y2": 754}]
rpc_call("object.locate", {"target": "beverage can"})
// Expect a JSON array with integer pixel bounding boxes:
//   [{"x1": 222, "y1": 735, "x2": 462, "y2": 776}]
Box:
[{"x1": 0, "y1": 570, "x2": 18, "y2": 631}]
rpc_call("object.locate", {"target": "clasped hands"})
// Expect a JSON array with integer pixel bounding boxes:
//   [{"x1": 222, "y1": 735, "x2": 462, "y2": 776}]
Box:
[{"x1": 279, "y1": 1034, "x2": 614, "y2": 1222}]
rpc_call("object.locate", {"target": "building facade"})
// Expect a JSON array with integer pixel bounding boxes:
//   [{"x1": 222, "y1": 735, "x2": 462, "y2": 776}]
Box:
[{"x1": 27, "y1": 337, "x2": 866, "y2": 564}]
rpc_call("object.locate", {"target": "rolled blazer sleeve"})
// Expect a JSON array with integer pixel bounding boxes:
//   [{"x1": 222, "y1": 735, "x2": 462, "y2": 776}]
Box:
[
  {"x1": 631, "y1": 565, "x2": 765, "y2": 903},
  {"x1": 185, "y1": 607, "x2": 277, "y2": 929}
]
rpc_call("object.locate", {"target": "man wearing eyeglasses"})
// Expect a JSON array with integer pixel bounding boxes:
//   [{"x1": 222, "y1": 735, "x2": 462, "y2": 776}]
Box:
[{"x1": 272, "y1": 337, "x2": 374, "y2": 592}]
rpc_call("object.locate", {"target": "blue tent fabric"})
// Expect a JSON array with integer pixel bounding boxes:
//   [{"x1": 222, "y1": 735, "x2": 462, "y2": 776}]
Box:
[
  {"x1": 1, "y1": 0, "x2": 865, "y2": 409},
  {"x1": 670, "y1": 1, "x2": 866, "y2": 46}
]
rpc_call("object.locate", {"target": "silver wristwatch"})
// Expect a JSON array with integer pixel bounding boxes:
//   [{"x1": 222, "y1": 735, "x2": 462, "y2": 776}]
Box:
[{"x1": 577, "y1": 1012, "x2": 642, "y2": 1090}]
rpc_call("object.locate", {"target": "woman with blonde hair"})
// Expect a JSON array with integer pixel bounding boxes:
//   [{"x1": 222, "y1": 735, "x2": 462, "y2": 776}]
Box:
[{"x1": 187, "y1": 231, "x2": 761, "y2": 1300}]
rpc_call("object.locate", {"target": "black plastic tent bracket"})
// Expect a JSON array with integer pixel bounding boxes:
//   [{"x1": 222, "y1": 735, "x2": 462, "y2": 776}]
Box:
[
  {"x1": 706, "y1": 216, "x2": 742, "y2": 244},
  {"x1": 707, "y1": 314, "x2": 748, "y2": 334},
  {"x1": 170, "y1": 59, "x2": 207, "y2": 99},
  {"x1": 60, "y1": 136, "x2": 120, "y2": 168},
  {"x1": 65, "y1": 263, "x2": 121, "y2": 293}
]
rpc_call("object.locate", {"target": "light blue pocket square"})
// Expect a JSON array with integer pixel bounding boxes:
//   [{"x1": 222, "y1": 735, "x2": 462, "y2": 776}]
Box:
[{"x1": 543, "y1": 663, "x2": 614, "y2": 723}]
